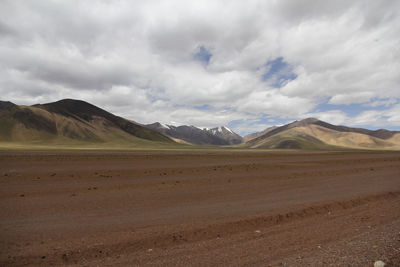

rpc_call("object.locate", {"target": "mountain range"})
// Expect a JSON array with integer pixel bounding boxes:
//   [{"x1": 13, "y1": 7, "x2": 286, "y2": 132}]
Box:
[
  {"x1": 145, "y1": 122, "x2": 242, "y2": 145},
  {"x1": 1, "y1": 99, "x2": 399, "y2": 150}
]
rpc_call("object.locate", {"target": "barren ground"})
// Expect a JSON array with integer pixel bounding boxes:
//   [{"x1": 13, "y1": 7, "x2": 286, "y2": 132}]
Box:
[{"x1": 0, "y1": 150, "x2": 399, "y2": 266}]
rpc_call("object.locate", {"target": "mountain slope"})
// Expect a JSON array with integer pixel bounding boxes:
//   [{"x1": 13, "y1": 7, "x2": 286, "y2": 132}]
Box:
[
  {"x1": 247, "y1": 130, "x2": 337, "y2": 150},
  {"x1": 243, "y1": 126, "x2": 278, "y2": 142},
  {"x1": 0, "y1": 99, "x2": 173, "y2": 147},
  {"x1": 146, "y1": 123, "x2": 242, "y2": 145},
  {"x1": 244, "y1": 118, "x2": 400, "y2": 150},
  {"x1": 311, "y1": 120, "x2": 399, "y2": 140},
  {"x1": 0, "y1": 100, "x2": 16, "y2": 110}
]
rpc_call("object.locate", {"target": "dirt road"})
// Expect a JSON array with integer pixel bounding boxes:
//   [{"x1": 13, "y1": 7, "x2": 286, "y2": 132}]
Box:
[{"x1": 0, "y1": 150, "x2": 399, "y2": 266}]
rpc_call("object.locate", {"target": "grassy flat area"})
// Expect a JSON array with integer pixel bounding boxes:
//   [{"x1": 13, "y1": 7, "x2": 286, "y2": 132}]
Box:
[{"x1": 1, "y1": 141, "x2": 400, "y2": 154}]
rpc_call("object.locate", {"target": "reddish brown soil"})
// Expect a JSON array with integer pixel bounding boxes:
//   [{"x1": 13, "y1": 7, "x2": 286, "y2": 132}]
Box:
[{"x1": 0, "y1": 150, "x2": 399, "y2": 266}]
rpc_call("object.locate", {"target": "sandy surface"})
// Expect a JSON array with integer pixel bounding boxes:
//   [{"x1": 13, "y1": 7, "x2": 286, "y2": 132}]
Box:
[{"x1": 0, "y1": 150, "x2": 399, "y2": 266}]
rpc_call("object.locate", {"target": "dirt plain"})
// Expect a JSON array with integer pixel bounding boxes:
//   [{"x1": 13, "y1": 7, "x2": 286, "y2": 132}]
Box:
[{"x1": 0, "y1": 150, "x2": 399, "y2": 266}]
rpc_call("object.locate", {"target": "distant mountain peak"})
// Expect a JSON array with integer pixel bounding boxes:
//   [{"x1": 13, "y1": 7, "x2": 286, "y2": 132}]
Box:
[
  {"x1": 57, "y1": 98, "x2": 87, "y2": 103},
  {"x1": 298, "y1": 117, "x2": 319, "y2": 124},
  {"x1": 160, "y1": 123, "x2": 171, "y2": 129},
  {"x1": 205, "y1": 126, "x2": 234, "y2": 134},
  {"x1": 145, "y1": 123, "x2": 242, "y2": 145},
  {"x1": 290, "y1": 118, "x2": 320, "y2": 127},
  {"x1": 152, "y1": 122, "x2": 171, "y2": 129},
  {"x1": 204, "y1": 126, "x2": 242, "y2": 144},
  {"x1": 46, "y1": 98, "x2": 93, "y2": 107}
]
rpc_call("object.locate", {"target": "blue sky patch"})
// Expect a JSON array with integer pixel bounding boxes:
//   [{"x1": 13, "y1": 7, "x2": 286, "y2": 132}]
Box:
[
  {"x1": 262, "y1": 57, "x2": 297, "y2": 88},
  {"x1": 194, "y1": 104, "x2": 212, "y2": 110},
  {"x1": 194, "y1": 45, "x2": 212, "y2": 65},
  {"x1": 316, "y1": 103, "x2": 366, "y2": 117}
]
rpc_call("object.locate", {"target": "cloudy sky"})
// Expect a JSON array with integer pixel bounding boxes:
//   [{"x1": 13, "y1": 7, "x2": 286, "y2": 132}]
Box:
[{"x1": 1, "y1": 0, "x2": 399, "y2": 135}]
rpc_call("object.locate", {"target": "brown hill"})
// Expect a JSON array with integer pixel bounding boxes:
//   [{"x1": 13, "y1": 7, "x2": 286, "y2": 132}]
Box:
[
  {"x1": 244, "y1": 118, "x2": 400, "y2": 150},
  {"x1": 0, "y1": 99, "x2": 173, "y2": 147}
]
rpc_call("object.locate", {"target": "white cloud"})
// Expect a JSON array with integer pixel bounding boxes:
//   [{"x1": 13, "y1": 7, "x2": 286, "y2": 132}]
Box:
[
  {"x1": 329, "y1": 92, "x2": 375, "y2": 105},
  {"x1": 237, "y1": 89, "x2": 315, "y2": 116},
  {"x1": 0, "y1": 0, "x2": 399, "y2": 132},
  {"x1": 352, "y1": 110, "x2": 385, "y2": 127},
  {"x1": 366, "y1": 98, "x2": 397, "y2": 107}
]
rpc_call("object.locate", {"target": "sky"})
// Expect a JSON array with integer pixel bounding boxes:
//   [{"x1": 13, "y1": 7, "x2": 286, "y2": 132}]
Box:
[{"x1": 1, "y1": 0, "x2": 399, "y2": 136}]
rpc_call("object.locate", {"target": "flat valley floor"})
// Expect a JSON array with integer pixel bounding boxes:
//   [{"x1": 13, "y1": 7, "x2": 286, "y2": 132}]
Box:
[{"x1": 0, "y1": 150, "x2": 399, "y2": 266}]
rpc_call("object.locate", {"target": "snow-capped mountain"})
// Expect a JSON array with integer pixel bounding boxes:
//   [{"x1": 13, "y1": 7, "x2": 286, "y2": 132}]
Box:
[
  {"x1": 203, "y1": 126, "x2": 243, "y2": 144},
  {"x1": 145, "y1": 123, "x2": 243, "y2": 145}
]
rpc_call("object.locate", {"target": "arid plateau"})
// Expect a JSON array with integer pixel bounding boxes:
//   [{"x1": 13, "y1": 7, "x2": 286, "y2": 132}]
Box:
[{"x1": 1, "y1": 150, "x2": 399, "y2": 266}]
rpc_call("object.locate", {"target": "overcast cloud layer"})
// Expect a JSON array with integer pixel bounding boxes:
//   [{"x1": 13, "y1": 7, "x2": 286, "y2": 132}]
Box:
[{"x1": 1, "y1": 0, "x2": 399, "y2": 135}]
